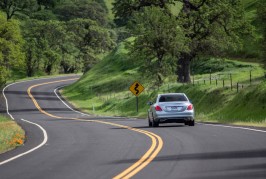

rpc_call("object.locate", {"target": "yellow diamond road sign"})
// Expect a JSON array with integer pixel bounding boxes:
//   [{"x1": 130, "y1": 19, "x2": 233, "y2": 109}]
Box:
[{"x1": 129, "y1": 81, "x2": 145, "y2": 97}]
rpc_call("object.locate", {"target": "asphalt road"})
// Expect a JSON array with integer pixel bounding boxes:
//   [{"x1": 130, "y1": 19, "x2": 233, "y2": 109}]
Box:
[{"x1": 0, "y1": 76, "x2": 266, "y2": 179}]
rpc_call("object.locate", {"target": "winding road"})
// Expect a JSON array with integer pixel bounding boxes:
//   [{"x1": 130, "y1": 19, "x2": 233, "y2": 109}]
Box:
[{"x1": 0, "y1": 76, "x2": 266, "y2": 179}]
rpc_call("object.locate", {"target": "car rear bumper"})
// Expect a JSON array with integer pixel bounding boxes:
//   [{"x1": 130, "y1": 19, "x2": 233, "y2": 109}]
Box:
[
  {"x1": 157, "y1": 117, "x2": 194, "y2": 123},
  {"x1": 154, "y1": 112, "x2": 194, "y2": 123}
]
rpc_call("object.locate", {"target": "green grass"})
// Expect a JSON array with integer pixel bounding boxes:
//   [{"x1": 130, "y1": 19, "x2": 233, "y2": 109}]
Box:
[
  {"x1": 62, "y1": 40, "x2": 266, "y2": 127},
  {"x1": 210, "y1": 81, "x2": 266, "y2": 124},
  {"x1": 170, "y1": 82, "x2": 266, "y2": 127},
  {"x1": 0, "y1": 115, "x2": 25, "y2": 154}
]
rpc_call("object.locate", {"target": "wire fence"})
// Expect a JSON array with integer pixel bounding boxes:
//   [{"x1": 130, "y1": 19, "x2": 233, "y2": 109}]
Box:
[
  {"x1": 88, "y1": 70, "x2": 266, "y2": 105},
  {"x1": 191, "y1": 70, "x2": 266, "y2": 92}
]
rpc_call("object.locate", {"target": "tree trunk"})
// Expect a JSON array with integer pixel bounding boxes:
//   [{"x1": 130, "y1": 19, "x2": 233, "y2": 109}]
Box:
[
  {"x1": 26, "y1": 49, "x2": 33, "y2": 77},
  {"x1": 177, "y1": 53, "x2": 193, "y2": 83},
  {"x1": 45, "y1": 64, "x2": 52, "y2": 75},
  {"x1": 156, "y1": 53, "x2": 164, "y2": 86}
]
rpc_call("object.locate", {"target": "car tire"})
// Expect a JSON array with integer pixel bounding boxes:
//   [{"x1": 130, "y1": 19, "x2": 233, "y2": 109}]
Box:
[
  {"x1": 188, "y1": 120, "x2": 195, "y2": 126},
  {"x1": 184, "y1": 121, "x2": 189, "y2": 125},
  {"x1": 152, "y1": 115, "x2": 159, "y2": 127},
  {"x1": 148, "y1": 115, "x2": 152, "y2": 127},
  {"x1": 152, "y1": 120, "x2": 159, "y2": 127}
]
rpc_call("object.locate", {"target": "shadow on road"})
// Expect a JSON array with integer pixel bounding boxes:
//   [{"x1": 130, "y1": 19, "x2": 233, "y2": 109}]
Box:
[{"x1": 110, "y1": 148, "x2": 266, "y2": 164}]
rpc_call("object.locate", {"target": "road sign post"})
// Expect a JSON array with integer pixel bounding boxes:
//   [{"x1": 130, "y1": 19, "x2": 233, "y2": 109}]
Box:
[
  {"x1": 129, "y1": 81, "x2": 145, "y2": 113},
  {"x1": 136, "y1": 96, "x2": 138, "y2": 113}
]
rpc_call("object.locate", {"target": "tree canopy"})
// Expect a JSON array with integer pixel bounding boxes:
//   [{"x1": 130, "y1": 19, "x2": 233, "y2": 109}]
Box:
[
  {"x1": 113, "y1": 0, "x2": 254, "y2": 83},
  {"x1": 0, "y1": 0, "x2": 115, "y2": 86},
  {"x1": 175, "y1": 0, "x2": 252, "y2": 82},
  {"x1": 128, "y1": 6, "x2": 187, "y2": 85},
  {"x1": 0, "y1": 0, "x2": 37, "y2": 20},
  {"x1": 113, "y1": 0, "x2": 176, "y2": 26},
  {"x1": 0, "y1": 12, "x2": 24, "y2": 84},
  {"x1": 0, "y1": 0, "x2": 263, "y2": 87}
]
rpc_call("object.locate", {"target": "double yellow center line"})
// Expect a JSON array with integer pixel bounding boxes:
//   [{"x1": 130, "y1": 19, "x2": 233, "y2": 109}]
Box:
[{"x1": 27, "y1": 78, "x2": 163, "y2": 178}]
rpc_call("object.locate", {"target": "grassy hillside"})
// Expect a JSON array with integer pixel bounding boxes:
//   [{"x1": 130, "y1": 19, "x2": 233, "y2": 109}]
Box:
[
  {"x1": 62, "y1": 0, "x2": 265, "y2": 127},
  {"x1": 62, "y1": 41, "x2": 266, "y2": 127}
]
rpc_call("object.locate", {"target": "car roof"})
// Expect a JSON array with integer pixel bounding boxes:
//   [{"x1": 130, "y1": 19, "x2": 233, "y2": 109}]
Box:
[{"x1": 158, "y1": 93, "x2": 185, "y2": 96}]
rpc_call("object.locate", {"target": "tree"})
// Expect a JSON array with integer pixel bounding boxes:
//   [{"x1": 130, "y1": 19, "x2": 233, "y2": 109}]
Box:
[
  {"x1": 112, "y1": 0, "x2": 176, "y2": 26},
  {"x1": 37, "y1": 0, "x2": 58, "y2": 9},
  {"x1": 0, "y1": 13, "x2": 24, "y2": 85},
  {"x1": 54, "y1": 1, "x2": 108, "y2": 26},
  {"x1": 37, "y1": 20, "x2": 66, "y2": 75},
  {"x1": 30, "y1": 9, "x2": 58, "y2": 21},
  {"x1": 23, "y1": 20, "x2": 66, "y2": 75},
  {"x1": 128, "y1": 7, "x2": 187, "y2": 85},
  {"x1": 176, "y1": 0, "x2": 252, "y2": 82},
  {"x1": 24, "y1": 38, "x2": 38, "y2": 77},
  {"x1": 66, "y1": 18, "x2": 115, "y2": 73},
  {"x1": 113, "y1": 0, "x2": 253, "y2": 83},
  {"x1": 257, "y1": 0, "x2": 266, "y2": 67},
  {"x1": 0, "y1": 0, "x2": 37, "y2": 20}
]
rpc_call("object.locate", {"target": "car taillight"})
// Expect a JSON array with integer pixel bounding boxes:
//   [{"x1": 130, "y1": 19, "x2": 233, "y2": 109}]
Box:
[
  {"x1": 155, "y1": 105, "x2": 162, "y2": 111},
  {"x1": 187, "y1": 104, "x2": 193, "y2": 110}
]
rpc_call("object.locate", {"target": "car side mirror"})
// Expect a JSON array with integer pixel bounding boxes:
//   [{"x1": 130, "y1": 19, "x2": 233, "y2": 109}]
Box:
[{"x1": 147, "y1": 101, "x2": 153, "y2": 105}]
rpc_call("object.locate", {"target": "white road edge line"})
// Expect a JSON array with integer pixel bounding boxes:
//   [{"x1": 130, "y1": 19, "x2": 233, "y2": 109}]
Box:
[
  {"x1": 0, "y1": 119, "x2": 48, "y2": 166},
  {"x1": 2, "y1": 83, "x2": 15, "y2": 120},
  {"x1": 54, "y1": 86, "x2": 91, "y2": 117},
  {"x1": 54, "y1": 85, "x2": 126, "y2": 119},
  {"x1": 199, "y1": 123, "x2": 266, "y2": 133}
]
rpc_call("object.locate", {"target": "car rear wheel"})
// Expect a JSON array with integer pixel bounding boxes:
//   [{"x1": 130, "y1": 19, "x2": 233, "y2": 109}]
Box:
[
  {"x1": 152, "y1": 120, "x2": 159, "y2": 127},
  {"x1": 151, "y1": 115, "x2": 159, "y2": 127},
  {"x1": 148, "y1": 115, "x2": 152, "y2": 127},
  {"x1": 188, "y1": 120, "x2": 195, "y2": 126}
]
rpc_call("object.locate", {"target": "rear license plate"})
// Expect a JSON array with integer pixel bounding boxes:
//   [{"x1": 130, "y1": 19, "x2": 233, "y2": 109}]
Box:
[{"x1": 170, "y1": 106, "x2": 182, "y2": 111}]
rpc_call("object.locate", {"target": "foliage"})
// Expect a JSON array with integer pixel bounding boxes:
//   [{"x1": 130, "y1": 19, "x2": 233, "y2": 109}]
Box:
[
  {"x1": 0, "y1": 0, "x2": 114, "y2": 82},
  {"x1": 37, "y1": 0, "x2": 59, "y2": 9},
  {"x1": 175, "y1": 0, "x2": 253, "y2": 82},
  {"x1": 23, "y1": 20, "x2": 66, "y2": 75},
  {"x1": 30, "y1": 9, "x2": 58, "y2": 20},
  {"x1": 127, "y1": 6, "x2": 187, "y2": 85},
  {"x1": 113, "y1": 0, "x2": 254, "y2": 83},
  {"x1": 0, "y1": 13, "x2": 24, "y2": 85},
  {"x1": 112, "y1": 0, "x2": 176, "y2": 26},
  {"x1": 54, "y1": 1, "x2": 108, "y2": 26},
  {"x1": 0, "y1": 0, "x2": 37, "y2": 20},
  {"x1": 257, "y1": 0, "x2": 266, "y2": 67},
  {"x1": 0, "y1": 0, "x2": 263, "y2": 87},
  {"x1": 66, "y1": 18, "x2": 116, "y2": 72}
]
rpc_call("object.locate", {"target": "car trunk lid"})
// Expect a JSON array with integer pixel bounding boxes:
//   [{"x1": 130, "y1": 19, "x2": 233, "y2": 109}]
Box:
[{"x1": 159, "y1": 102, "x2": 188, "y2": 112}]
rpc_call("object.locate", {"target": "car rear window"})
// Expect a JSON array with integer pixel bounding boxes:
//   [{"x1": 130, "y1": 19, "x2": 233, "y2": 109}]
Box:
[{"x1": 159, "y1": 95, "x2": 187, "y2": 102}]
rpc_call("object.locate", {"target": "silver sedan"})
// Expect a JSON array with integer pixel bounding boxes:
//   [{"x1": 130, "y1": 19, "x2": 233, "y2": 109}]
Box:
[{"x1": 148, "y1": 93, "x2": 195, "y2": 127}]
